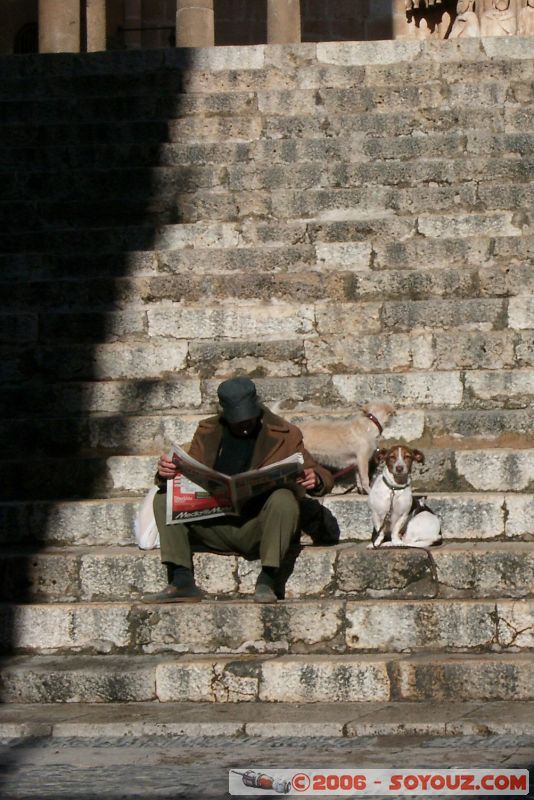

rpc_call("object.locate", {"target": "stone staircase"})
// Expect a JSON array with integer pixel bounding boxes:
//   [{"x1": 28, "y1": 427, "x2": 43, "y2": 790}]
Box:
[{"x1": 1, "y1": 37, "x2": 534, "y2": 736}]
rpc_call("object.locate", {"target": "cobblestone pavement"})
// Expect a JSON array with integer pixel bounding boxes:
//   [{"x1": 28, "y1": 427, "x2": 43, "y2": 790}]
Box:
[{"x1": 0, "y1": 734, "x2": 533, "y2": 800}]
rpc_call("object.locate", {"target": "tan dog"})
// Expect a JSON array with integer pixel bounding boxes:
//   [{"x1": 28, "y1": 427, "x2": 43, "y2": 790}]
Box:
[{"x1": 300, "y1": 401, "x2": 396, "y2": 494}]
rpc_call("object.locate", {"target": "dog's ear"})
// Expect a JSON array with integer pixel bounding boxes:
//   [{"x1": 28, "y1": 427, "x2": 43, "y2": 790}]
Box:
[
  {"x1": 374, "y1": 448, "x2": 388, "y2": 463},
  {"x1": 412, "y1": 449, "x2": 425, "y2": 464}
]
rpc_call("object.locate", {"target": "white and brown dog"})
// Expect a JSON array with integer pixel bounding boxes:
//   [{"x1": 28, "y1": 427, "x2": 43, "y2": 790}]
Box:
[
  {"x1": 299, "y1": 401, "x2": 395, "y2": 494},
  {"x1": 368, "y1": 445, "x2": 442, "y2": 548}
]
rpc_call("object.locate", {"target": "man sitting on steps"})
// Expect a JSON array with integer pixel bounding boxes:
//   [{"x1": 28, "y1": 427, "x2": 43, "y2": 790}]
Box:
[{"x1": 142, "y1": 377, "x2": 334, "y2": 604}]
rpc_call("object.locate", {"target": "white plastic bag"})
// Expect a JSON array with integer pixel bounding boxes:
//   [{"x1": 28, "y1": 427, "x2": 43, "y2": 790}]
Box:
[{"x1": 134, "y1": 486, "x2": 160, "y2": 549}]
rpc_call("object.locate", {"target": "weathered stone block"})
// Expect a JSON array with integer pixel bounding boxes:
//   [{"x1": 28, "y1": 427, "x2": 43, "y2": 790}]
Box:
[
  {"x1": 304, "y1": 333, "x2": 434, "y2": 374},
  {"x1": 0, "y1": 551, "x2": 80, "y2": 603},
  {"x1": 345, "y1": 601, "x2": 495, "y2": 652},
  {"x1": 167, "y1": 115, "x2": 263, "y2": 143},
  {"x1": 456, "y1": 450, "x2": 534, "y2": 492},
  {"x1": 0, "y1": 656, "x2": 157, "y2": 703},
  {"x1": 346, "y1": 267, "x2": 478, "y2": 303},
  {"x1": 314, "y1": 303, "x2": 382, "y2": 336},
  {"x1": 389, "y1": 183, "x2": 478, "y2": 215},
  {"x1": 383, "y1": 410, "x2": 426, "y2": 442},
  {"x1": 193, "y1": 553, "x2": 238, "y2": 595},
  {"x1": 381, "y1": 299, "x2": 504, "y2": 332},
  {"x1": 509, "y1": 296, "x2": 534, "y2": 329},
  {"x1": 373, "y1": 235, "x2": 490, "y2": 271},
  {"x1": 336, "y1": 547, "x2": 433, "y2": 598},
  {"x1": 40, "y1": 309, "x2": 145, "y2": 342},
  {"x1": 107, "y1": 456, "x2": 155, "y2": 494},
  {"x1": 505, "y1": 494, "x2": 534, "y2": 538},
  {"x1": 257, "y1": 89, "x2": 318, "y2": 115},
  {"x1": 80, "y1": 551, "x2": 165, "y2": 601},
  {"x1": 432, "y1": 331, "x2": 515, "y2": 370},
  {"x1": 515, "y1": 332, "x2": 534, "y2": 367},
  {"x1": 320, "y1": 497, "x2": 371, "y2": 542},
  {"x1": 315, "y1": 242, "x2": 371, "y2": 269},
  {"x1": 306, "y1": 215, "x2": 414, "y2": 242},
  {"x1": 429, "y1": 494, "x2": 505, "y2": 540},
  {"x1": 282, "y1": 547, "x2": 336, "y2": 598},
  {"x1": 58, "y1": 378, "x2": 202, "y2": 415},
  {"x1": 364, "y1": 133, "x2": 467, "y2": 161},
  {"x1": 364, "y1": 61, "x2": 440, "y2": 86},
  {"x1": 273, "y1": 188, "x2": 392, "y2": 222},
  {"x1": 260, "y1": 655, "x2": 390, "y2": 702},
  {"x1": 333, "y1": 372, "x2": 463, "y2": 407},
  {"x1": 156, "y1": 657, "x2": 261, "y2": 702},
  {"x1": 1, "y1": 605, "x2": 131, "y2": 654},
  {"x1": 0, "y1": 499, "x2": 138, "y2": 547},
  {"x1": 395, "y1": 654, "x2": 534, "y2": 700},
  {"x1": 152, "y1": 222, "x2": 240, "y2": 251},
  {"x1": 160, "y1": 245, "x2": 315, "y2": 275},
  {"x1": 147, "y1": 303, "x2": 315, "y2": 340},
  {"x1": 478, "y1": 181, "x2": 534, "y2": 209},
  {"x1": 36, "y1": 342, "x2": 188, "y2": 381},
  {"x1": 137, "y1": 604, "x2": 265, "y2": 655},
  {"x1": 448, "y1": 81, "x2": 508, "y2": 108},
  {"x1": 465, "y1": 369, "x2": 534, "y2": 406},
  {"x1": 425, "y1": 408, "x2": 534, "y2": 447},
  {"x1": 496, "y1": 600, "x2": 534, "y2": 649},
  {"x1": 188, "y1": 340, "x2": 304, "y2": 379},
  {"x1": 418, "y1": 212, "x2": 521, "y2": 239},
  {"x1": 317, "y1": 40, "x2": 422, "y2": 66},
  {"x1": 481, "y1": 36, "x2": 534, "y2": 61}
]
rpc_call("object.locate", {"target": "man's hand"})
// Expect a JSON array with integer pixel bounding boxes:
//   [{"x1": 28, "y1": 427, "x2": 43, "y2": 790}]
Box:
[
  {"x1": 157, "y1": 455, "x2": 177, "y2": 480},
  {"x1": 296, "y1": 468, "x2": 319, "y2": 491}
]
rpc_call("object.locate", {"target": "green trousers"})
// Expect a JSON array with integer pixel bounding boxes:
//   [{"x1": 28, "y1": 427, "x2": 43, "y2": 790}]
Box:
[{"x1": 153, "y1": 488, "x2": 300, "y2": 570}]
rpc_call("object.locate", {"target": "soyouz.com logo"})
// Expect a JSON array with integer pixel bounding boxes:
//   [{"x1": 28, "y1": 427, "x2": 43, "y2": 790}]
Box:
[{"x1": 229, "y1": 768, "x2": 529, "y2": 796}]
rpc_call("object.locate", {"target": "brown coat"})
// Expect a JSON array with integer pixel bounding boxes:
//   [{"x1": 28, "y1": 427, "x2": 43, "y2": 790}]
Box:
[{"x1": 188, "y1": 408, "x2": 334, "y2": 496}]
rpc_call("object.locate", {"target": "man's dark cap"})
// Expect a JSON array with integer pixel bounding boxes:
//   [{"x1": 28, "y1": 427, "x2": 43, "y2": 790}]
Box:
[{"x1": 217, "y1": 377, "x2": 261, "y2": 423}]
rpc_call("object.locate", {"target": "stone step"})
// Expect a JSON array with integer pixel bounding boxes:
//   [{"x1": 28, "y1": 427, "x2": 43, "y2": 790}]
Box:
[
  {"x1": 3, "y1": 183, "x2": 533, "y2": 233},
  {"x1": 2, "y1": 442, "x2": 534, "y2": 500},
  {"x1": 0, "y1": 490, "x2": 531, "y2": 548},
  {"x1": 3, "y1": 75, "x2": 532, "y2": 124},
  {"x1": 2, "y1": 292, "x2": 534, "y2": 342},
  {"x1": 0, "y1": 93, "x2": 517, "y2": 159},
  {"x1": 1, "y1": 36, "x2": 532, "y2": 81},
  {"x1": 3, "y1": 331, "x2": 533, "y2": 386},
  {"x1": 2, "y1": 123, "x2": 532, "y2": 170},
  {"x1": 3, "y1": 408, "x2": 534, "y2": 459},
  {"x1": 2, "y1": 596, "x2": 534, "y2": 657},
  {"x1": 1, "y1": 235, "x2": 532, "y2": 283},
  {"x1": 0, "y1": 55, "x2": 532, "y2": 121},
  {"x1": 2, "y1": 541, "x2": 534, "y2": 604},
  {"x1": 0, "y1": 91, "x2": 260, "y2": 124},
  {"x1": 1, "y1": 652, "x2": 533, "y2": 703},
  {"x1": 0, "y1": 46, "x2": 531, "y2": 97},
  {"x1": 2, "y1": 699, "x2": 533, "y2": 739},
  {"x1": 0, "y1": 214, "x2": 531, "y2": 258},
  {"x1": 3, "y1": 257, "x2": 533, "y2": 307},
  {"x1": 2, "y1": 369, "x2": 532, "y2": 420},
  {"x1": 3, "y1": 371, "x2": 534, "y2": 429},
  {"x1": 2, "y1": 168, "x2": 532, "y2": 221}
]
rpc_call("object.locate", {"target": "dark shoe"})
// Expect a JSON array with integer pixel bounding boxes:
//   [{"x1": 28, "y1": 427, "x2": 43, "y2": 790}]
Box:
[
  {"x1": 141, "y1": 583, "x2": 202, "y2": 604},
  {"x1": 254, "y1": 568, "x2": 278, "y2": 603}
]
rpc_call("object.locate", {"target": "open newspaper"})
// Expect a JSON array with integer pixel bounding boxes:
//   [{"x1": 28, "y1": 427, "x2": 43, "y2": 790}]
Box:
[{"x1": 166, "y1": 443, "x2": 304, "y2": 524}]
